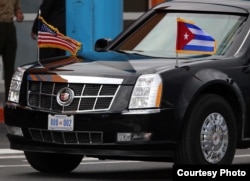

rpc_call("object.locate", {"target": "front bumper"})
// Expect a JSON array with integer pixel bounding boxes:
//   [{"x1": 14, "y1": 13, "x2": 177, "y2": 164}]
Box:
[{"x1": 4, "y1": 103, "x2": 177, "y2": 160}]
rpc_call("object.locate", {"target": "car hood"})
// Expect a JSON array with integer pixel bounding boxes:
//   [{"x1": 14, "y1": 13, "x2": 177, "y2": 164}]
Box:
[{"x1": 25, "y1": 51, "x2": 212, "y2": 84}]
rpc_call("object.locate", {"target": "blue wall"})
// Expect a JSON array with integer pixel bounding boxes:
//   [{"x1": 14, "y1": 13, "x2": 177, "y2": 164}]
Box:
[{"x1": 66, "y1": 0, "x2": 123, "y2": 54}]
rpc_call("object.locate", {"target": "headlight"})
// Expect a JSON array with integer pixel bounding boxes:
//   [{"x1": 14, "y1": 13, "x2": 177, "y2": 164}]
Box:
[
  {"x1": 129, "y1": 74, "x2": 162, "y2": 109},
  {"x1": 8, "y1": 67, "x2": 25, "y2": 103}
]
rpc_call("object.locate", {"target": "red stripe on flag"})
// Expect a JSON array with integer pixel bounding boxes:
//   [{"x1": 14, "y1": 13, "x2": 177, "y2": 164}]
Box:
[{"x1": 37, "y1": 16, "x2": 81, "y2": 55}]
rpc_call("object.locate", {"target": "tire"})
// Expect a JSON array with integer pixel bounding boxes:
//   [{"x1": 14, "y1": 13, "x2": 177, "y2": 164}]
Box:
[
  {"x1": 175, "y1": 94, "x2": 237, "y2": 165},
  {"x1": 24, "y1": 151, "x2": 84, "y2": 173}
]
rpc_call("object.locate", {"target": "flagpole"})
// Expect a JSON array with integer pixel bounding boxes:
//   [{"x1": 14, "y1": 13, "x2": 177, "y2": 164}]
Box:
[
  {"x1": 37, "y1": 9, "x2": 41, "y2": 65},
  {"x1": 175, "y1": 53, "x2": 179, "y2": 68},
  {"x1": 175, "y1": 16, "x2": 179, "y2": 68}
]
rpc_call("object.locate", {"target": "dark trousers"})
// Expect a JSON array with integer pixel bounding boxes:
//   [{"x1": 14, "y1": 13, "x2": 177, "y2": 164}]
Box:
[{"x1": 0, "y1": 22, "x2": 17, "y2": 100}]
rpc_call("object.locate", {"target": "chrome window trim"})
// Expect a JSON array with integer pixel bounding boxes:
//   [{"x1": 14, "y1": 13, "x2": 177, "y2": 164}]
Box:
[{"x1": 235, "y1": 27, "x2": 250, "y2": 56}]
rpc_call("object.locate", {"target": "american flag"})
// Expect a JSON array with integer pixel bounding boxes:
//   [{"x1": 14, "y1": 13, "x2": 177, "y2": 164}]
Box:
[{"x1": 38, "y1": 17, "x2": 81, "y2": 56}]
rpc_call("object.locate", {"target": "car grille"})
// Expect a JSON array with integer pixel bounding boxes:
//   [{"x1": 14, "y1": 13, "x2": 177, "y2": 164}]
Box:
[
  {"x1": 27, "y1": 81, "x2": 120, "y2": 113},
  {"x1": 29, "y1": 128, "x2": 103, "y2": 145}
]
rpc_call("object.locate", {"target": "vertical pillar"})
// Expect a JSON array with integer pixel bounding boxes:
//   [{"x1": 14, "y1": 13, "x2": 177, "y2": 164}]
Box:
[{"x1": 66, "y1": 0, "x2": 123, "y2": 54}]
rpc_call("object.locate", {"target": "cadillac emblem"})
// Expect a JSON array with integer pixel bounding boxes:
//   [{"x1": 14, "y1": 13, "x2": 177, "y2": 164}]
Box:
[{"x1": 56, "y1": 87, "x2": 75, "y2": 106}]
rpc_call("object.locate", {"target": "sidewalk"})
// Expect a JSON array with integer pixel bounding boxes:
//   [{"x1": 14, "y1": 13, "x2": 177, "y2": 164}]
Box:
[
  {"x1": 0, "y1": 82, "x2": 8, "y2": 147},
  {"x1": 0, "y1": 81, "x2": 5, "y2": 123}
]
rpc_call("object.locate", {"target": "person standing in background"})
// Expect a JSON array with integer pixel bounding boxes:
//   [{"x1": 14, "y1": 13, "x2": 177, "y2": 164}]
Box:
[
  {"x1": 31, "y1": 0, "x2": 66, "y2": 59},
  {"x1": 0, "y1": 0, "x2": 24, "y2": 100}
]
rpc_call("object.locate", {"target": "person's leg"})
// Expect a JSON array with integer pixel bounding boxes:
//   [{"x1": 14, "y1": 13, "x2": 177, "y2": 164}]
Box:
[
  {"x1": 2, "y1": 23, "x2": 17, "y2": 100},
  {"x1": 0, "y1": 23, "x2": 5, "y2": 54}
]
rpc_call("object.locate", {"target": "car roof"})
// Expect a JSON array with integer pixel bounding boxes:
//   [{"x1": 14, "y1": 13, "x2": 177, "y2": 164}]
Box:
[{"x1": 154, "y1": 0, "x2": 250, "y2": 14}]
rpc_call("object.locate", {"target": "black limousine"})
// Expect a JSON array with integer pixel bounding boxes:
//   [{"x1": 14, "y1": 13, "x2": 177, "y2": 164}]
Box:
[{"x1": 4, "y1": 0, "x2": 250, "y2": 172}]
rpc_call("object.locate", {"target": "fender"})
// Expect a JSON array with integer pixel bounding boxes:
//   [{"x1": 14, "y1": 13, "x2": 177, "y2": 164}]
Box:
[{"x1": 175, "y1": 68, "x2": 245, "y2": 136}]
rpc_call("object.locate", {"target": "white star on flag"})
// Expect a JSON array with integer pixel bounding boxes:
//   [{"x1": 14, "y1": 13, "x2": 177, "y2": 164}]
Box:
[{"x1": 184, "y1": 32, "x2": 189, "y2": 40}]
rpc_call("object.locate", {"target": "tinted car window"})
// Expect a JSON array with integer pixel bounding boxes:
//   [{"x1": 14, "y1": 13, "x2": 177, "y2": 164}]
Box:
[{"x1": 115, "y1": 11, "x2": 246, "y2": 58}]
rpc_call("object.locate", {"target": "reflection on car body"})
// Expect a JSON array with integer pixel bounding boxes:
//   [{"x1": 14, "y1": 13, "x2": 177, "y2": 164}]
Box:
[{"x1": 4, "y1": 0, "x2": 250, "y2": 173}]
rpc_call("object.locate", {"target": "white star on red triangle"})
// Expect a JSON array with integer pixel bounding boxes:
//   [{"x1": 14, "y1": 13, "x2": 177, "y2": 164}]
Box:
[{"x1": 184, "y1": 32, "x2": 189, "y2": 40}]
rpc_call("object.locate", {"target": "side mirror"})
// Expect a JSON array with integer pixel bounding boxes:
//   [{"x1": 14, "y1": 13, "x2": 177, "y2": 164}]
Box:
[{"x1": 95, "y1": 38, "x2": 112, "y2": 51}]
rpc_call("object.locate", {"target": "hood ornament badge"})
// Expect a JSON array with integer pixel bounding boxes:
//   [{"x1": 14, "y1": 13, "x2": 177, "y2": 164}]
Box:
[{"x1": 56, "y1": 87, "x2": 75, "y2": 106}]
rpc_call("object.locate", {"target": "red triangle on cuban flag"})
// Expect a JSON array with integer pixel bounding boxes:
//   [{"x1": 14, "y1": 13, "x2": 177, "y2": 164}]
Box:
[{"x1": 176, "y1": 18, "x2": 195, "y2": 51}]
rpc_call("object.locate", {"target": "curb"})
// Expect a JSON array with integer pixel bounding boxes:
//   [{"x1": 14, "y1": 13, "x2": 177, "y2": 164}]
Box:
[{"x1": 0, "y1": 108, "x2": 3, "y2": 123}]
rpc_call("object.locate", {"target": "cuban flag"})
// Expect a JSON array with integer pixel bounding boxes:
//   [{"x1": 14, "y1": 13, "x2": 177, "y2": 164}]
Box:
[{"x1": 176, "y1": 17, "x2": 217, "y2": 54}]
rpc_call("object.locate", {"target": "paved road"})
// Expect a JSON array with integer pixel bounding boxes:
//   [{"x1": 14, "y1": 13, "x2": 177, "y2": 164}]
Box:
[
  {"x1": 0, "y1": 81, "x2": 4, "y2": 107},
  {"x1": 0, "y1": 123, "x2": 8, "y2": 148},
  {"x1": 0, "y1": 153, "x2": 172, "y2": 181},
  {"x1": 0, "y1": 93, "x2": 4, "y2": 107}
]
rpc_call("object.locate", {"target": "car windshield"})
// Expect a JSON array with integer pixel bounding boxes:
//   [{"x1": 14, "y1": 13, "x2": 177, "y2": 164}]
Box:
[{"x1": 114, "y1": 11, "x2": 246, "y2": 58}]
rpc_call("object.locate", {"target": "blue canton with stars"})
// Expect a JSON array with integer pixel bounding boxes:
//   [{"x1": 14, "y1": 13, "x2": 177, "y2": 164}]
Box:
[{"x1": 39, "y1": 19, "x2": 57, "y2": 36}]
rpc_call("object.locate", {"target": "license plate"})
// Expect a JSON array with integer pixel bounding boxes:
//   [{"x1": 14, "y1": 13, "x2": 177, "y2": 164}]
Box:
[{"x1": 48, "y1": 114, "x2": 74, "y2": 131}]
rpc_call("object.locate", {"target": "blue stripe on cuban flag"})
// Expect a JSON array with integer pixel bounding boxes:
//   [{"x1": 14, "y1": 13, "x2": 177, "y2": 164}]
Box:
[{"x1": 185, "y1": 23, "x2": 216, "y2": 53}]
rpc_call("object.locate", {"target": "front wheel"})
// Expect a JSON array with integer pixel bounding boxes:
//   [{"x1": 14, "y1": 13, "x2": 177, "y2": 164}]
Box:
[
  {"x1": 24, "y1": 151, "x2": 84, "y2": 173},
  {"x1": 175, "y1": 94, "x2": 237, "y2": 165}
]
